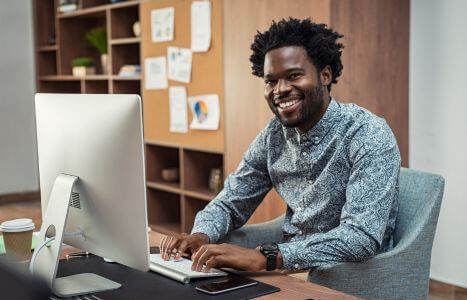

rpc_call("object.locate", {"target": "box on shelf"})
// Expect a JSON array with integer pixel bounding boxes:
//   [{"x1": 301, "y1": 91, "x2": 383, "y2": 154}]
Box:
[
  {"x1": 72, "y1": 66, "x2": 95, "y2": 77},
  {"x1": 118, "y1": 65, "x2": 141, "y2": 77}
]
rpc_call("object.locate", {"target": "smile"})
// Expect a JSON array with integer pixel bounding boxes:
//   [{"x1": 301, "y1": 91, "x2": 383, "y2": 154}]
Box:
[
  {"x1": 274, "y1": 96, "x2": 302, "y2": 114},
  {"x1": 277, "y1": 98, "x2": 300, "y2": 109}
]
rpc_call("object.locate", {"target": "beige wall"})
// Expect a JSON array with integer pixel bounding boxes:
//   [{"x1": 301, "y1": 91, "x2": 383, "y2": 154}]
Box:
[{"x1": 0, "y1": 0, "x2": 38, "y2": 195}]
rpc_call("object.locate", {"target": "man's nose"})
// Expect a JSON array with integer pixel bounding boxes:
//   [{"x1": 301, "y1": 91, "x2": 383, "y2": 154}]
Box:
[{"x1": 273, "y1": 79, "x2": 292, "y2": 96}]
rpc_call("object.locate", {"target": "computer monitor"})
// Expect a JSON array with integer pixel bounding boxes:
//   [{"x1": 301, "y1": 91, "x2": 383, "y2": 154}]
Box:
[{"x1": 32, "y1": 93, "x2": 149, "y2": 297}]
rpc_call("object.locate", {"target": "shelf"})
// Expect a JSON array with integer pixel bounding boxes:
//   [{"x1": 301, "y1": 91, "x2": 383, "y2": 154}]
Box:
[
  {"x1": 183, "y1": 188, "x2": 216, "y2": 202},
  {"x1": 182, "y1": 196, "x2": 210, "y2": 232},
  {"x1": 110, "y1": 37, "x2": 140, "y2": 45},
  {"x1": 84, "y1": 80, "x2": 108, "y2": 93},
  {"x1": 150, "y1": 223, "x2": 181, "y2": 236},
  {"x1": 57, "y1": 0, "x2": 138, "y2": 19},
  {"x1": 37, "y1": 81, "x2": 81, "y2": 93},
  {"x1": 37, "y1": 51, "x2": 57, "y2": 76},
  {"x1": 112, "y1": 75, "x2": 141, "y2": 81},
  {"x1": 34, "y1": 0, "x2": 56, "y2": 47},
  {"x1": 183, "y1": 149, "x2": 224, "y2": 194},
  {"x1": 147, "y1": 181, "x2": 181, "y2": 194},
  {"x1": 37, "y1": 45, "x2": 57, "y2": 52},
  {"x1": 39, "y1": 75, "x2": 109, "y2": 81},
  {"x1": 112, "y1": 43, "x2": 140, "y2": 75},
  {"x1": 147, "y1": 189, "x2": 181, "y2": 234},
  {"x1": 40, "y1": 75, "x2": 80, "y2": 81},
  {"x1": 112, "y1": 80, "x2": 140, "y2": 94},
  {"x1": 145, "y1": 140, "x2": 224, "y2": 155}
]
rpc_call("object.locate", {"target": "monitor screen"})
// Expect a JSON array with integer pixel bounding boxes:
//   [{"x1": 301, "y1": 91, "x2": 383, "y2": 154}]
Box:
[{"x1": 34, "y1": 93, "x2": 149, "y2": 295}]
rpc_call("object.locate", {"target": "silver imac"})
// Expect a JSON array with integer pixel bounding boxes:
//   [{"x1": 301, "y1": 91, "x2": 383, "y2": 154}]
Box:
[{"x1": 32, "y1": 93, "x2": 149, "y2": 297}]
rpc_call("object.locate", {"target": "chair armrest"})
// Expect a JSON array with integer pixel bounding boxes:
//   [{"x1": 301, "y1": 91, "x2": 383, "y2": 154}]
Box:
[{"x1": 308, "y1": 247, "x2": 430, "y2": 299}]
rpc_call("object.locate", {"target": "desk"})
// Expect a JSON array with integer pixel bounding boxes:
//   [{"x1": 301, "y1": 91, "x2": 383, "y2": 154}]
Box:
[
  {"x1": 147, "y1": 231, "x2": 357, "y2": 300},
  {"x1": 55, "y1": 231, "x2": 357, "y2": 300}
]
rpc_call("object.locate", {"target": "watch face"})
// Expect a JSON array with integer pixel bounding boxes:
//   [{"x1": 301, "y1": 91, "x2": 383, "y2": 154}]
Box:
[{"x1": 261, "y1": 243, "x2": 278, "y2": 252}]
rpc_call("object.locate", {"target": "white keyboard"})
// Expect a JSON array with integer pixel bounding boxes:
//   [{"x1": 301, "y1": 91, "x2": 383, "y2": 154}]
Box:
[{"x1": 149, "y1": 254, "x2": 227, "y2": 278}]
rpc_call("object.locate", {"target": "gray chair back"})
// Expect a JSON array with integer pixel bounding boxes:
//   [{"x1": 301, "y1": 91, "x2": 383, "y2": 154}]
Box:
[
  {"x1": 308, "y1": 168, "x2": 445, "y2": 299},
  {"x1": 393, "y1": 167, "x2": 444, "y2": 254}
]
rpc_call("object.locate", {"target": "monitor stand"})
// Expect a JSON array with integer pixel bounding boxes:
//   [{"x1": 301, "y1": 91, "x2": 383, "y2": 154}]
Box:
[{"x1": 30, "y1": 174, "x2": 121, "y2": 297}]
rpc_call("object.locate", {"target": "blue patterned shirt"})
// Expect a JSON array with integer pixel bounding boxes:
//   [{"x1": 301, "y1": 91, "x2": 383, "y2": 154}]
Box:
[{"x1": 192, "y1": 99, "x2": 401, "y2": 270}]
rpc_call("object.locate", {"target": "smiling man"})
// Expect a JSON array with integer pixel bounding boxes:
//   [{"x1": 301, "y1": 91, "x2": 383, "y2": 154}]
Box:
[{"x1": 160, "y1": 18, "x2": 401, "y2": 273}]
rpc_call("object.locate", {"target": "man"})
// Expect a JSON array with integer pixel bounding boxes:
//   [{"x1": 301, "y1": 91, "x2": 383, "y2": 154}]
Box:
[{"x1": 160, "y1": 18, "x2": 400, "y2": 273}]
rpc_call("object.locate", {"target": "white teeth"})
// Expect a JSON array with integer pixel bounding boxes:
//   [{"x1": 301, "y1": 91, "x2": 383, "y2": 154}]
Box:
[{"x1": 278, "y1": 99, "x2": 299, "y2": 109}]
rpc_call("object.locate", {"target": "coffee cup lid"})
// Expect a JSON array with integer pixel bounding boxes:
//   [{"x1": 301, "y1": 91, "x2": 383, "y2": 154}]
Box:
[{"x1": 0, "y1": 218, "x2": 35, "y2": 232}]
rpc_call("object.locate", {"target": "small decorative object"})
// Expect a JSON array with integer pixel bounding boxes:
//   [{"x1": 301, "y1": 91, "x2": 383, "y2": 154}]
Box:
[
  {"x1": 161, "y1": 168, "x2": 179, "y2": 182},
  {"x1": 58, "y1": 0, "x2": 79, "y2": 13},
  {"x1": 71, "y1": 56, "x2": 95, "y2": 76},
  {"x1": 118, "y1": 65, "x2": 141, "y2": 77},
  {"x1": 209, "y1": 168, "x2": 223, "y2": 194},
  {"x1": 132, "y1": 21, "x2": 141, "y2": 37},
  {"x1": 85, "y1": 27, "x2": 108, "y2": 74}
]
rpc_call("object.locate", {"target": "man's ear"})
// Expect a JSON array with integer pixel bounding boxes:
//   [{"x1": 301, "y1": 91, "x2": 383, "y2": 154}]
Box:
[{"x1": 320, "y1": 65, "x2": 332, "y2": 86}]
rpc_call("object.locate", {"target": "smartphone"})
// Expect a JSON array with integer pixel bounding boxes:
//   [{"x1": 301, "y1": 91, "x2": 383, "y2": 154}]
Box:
[{"x1": 195, "y1": 277, "x2": 258, "y2": 295}]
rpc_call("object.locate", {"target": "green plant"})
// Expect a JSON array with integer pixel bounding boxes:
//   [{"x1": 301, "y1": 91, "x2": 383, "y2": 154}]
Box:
[
  {"x1": 71, "y1": 56, "x2": 95, "y2": 67},
  {"x1": 85, "y1": 27, "x2": 107, "y2": 54}
]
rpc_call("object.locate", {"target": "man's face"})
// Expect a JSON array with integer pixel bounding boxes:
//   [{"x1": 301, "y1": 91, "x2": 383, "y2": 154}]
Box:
[{"x1": 263, "y1": 46, "x2": 329, "y2": 133}]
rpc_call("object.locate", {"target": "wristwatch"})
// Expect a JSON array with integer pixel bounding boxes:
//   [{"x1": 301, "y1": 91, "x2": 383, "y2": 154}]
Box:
[{"x1": 259, "y1": 242, "x2": 279, "y2": 271}]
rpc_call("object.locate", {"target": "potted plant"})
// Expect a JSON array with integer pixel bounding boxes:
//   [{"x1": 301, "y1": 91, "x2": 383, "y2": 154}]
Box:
[
  {"x1": 85, "y1": 27, "x2": 108, "y2": 74},
  {"x1": 71, "y1": 56, "x2": 95, "y2": 76}
]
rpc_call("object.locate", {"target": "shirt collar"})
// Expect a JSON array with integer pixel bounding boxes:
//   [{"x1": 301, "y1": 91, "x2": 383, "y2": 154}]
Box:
[{"x1": 284, "y1": 98, "x2": 341, "y2": 145}]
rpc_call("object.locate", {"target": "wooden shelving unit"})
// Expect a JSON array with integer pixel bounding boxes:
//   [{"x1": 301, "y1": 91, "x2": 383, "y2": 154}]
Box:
[
  {"x1": 33, "y1": 0, "x2": 141, "y2": 94},
  {"x1": 144, "y1": 141, "x2": 223, "y2": 234}
]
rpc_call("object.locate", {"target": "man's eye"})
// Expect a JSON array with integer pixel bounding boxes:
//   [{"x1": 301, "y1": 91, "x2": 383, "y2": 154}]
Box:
[
  {"x1": 289, "y1": 73, "x2": 300, "y2": 80},
  {"x1": 265, "y1": 79, "x2": 276, "y2": 85}
]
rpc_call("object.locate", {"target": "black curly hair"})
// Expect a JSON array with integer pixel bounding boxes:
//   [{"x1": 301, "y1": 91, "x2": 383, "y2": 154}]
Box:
[{"x1": 250, "y1": 18, "x2": 344, "y2": 92}]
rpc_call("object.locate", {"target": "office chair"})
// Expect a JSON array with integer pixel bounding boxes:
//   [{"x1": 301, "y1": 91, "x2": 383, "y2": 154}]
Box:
[{"x1": 221, "y1": 167, "x2": 445, "y2": 299}]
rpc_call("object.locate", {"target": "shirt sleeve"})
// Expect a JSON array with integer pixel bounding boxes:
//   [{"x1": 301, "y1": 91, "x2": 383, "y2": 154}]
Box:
[
  {"x1": 191, "y1": 125, "x2": 273, "y2": 243},
  {"x1": 278, "y1": 119, "x2": 401, "y2": 270}
]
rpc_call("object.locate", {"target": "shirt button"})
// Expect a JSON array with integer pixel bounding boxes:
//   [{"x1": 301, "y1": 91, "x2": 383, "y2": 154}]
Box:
[
  {"x1": 308, "y1": 179, "x2": 313, "y2": 184},
  {"x1": 294, "y1": 263, "x2": 300, "y2": 269},
  {"x1": 314, "y1": 137, "x2": 319, "y2": 144},
  {"x1": 302, "y1": 151, "x2": 307, "y2": 156},
  {"x1": 297, "y1": 230, "x2": 303, "y2": 236}
]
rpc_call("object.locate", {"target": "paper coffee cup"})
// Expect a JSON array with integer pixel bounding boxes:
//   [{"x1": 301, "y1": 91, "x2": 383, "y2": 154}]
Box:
[{"x1": 0, "y1": 218, "x2": 35, "y2": 262}]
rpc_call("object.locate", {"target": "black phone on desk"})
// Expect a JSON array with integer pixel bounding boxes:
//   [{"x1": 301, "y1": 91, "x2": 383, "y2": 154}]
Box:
[{"x1": 195, "y1": 277, "x2": 258, "y2": 295}]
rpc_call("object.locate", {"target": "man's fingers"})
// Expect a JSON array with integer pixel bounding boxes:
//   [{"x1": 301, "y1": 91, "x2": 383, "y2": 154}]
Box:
[
  {"x1": 202, "y1": 256, "x2": 217, "y2": 273},
  {"x1": 194, "y1": 245, "x2": 222, "y2": 272},
  {"x1": 176, "y1": 239, "x2": 189, "y2": 260},
  {"x1": 159, "y1": 236, "x2": 167, "y2": 257},
  {"x1": 163, "y1": 236, "x2": 174, "y2": 260}
]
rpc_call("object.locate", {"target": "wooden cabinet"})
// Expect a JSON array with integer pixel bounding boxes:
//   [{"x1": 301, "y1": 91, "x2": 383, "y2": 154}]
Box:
[
  {"x1": 33, "y1": 0, "x2": 141, "y2": 94},
  {"x1": 145, "y1": 143, "x2": 223, "y2": 234}
]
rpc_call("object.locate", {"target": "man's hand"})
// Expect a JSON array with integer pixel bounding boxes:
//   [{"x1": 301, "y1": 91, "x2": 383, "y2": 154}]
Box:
[
  {"x1": 191, "y1": 243, "x2": 267, "y2": 272},
  {"x1": 159, "y1": 233, "x2": 209, "y2": 260}
]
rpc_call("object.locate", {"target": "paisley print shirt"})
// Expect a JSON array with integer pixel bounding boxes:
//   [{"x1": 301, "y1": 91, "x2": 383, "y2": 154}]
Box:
[{"x1": 192, "y1": 99, "x2": 401, "y2": 270}]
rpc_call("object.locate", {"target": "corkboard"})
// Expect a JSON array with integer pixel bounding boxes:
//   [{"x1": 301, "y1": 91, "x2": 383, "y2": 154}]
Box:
[{"x1": 141, "y1": 0, "x2": 224, "y2": 152}]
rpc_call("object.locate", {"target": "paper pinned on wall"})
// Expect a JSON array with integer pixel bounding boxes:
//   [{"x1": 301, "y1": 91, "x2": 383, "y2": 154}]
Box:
[
  {"x1": 167, "y1": 47, "x2": 192, "y2": 83},
  {"x1": 151, "y1": 7, "x2": 174, "y2": 43},
  {"x1": 188, "y1": 94, "x2": 220, "y2": 130},
  {"x1": 144, "y1": 57, "x2": 168, "y2": 90},
  {"x1": 191, "y1": 1, "x2": 212, "y2": 52},
  {"x1": 169, "y1": 86, "x2": 188, "y2": 133}
]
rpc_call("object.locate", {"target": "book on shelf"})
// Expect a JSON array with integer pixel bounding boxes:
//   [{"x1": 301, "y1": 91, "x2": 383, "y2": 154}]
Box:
[
  {"x1": 58, "y1": 0, "x2": 79, "y2": 13},
  {"x1": 118, "y1": 65, "x2": 141, "y2": 77}
]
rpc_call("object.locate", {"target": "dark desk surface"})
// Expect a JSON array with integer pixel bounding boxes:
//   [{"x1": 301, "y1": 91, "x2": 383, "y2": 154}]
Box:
[{"x1": 56, "y1": 231, "x2": 358, "y2": 300}]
